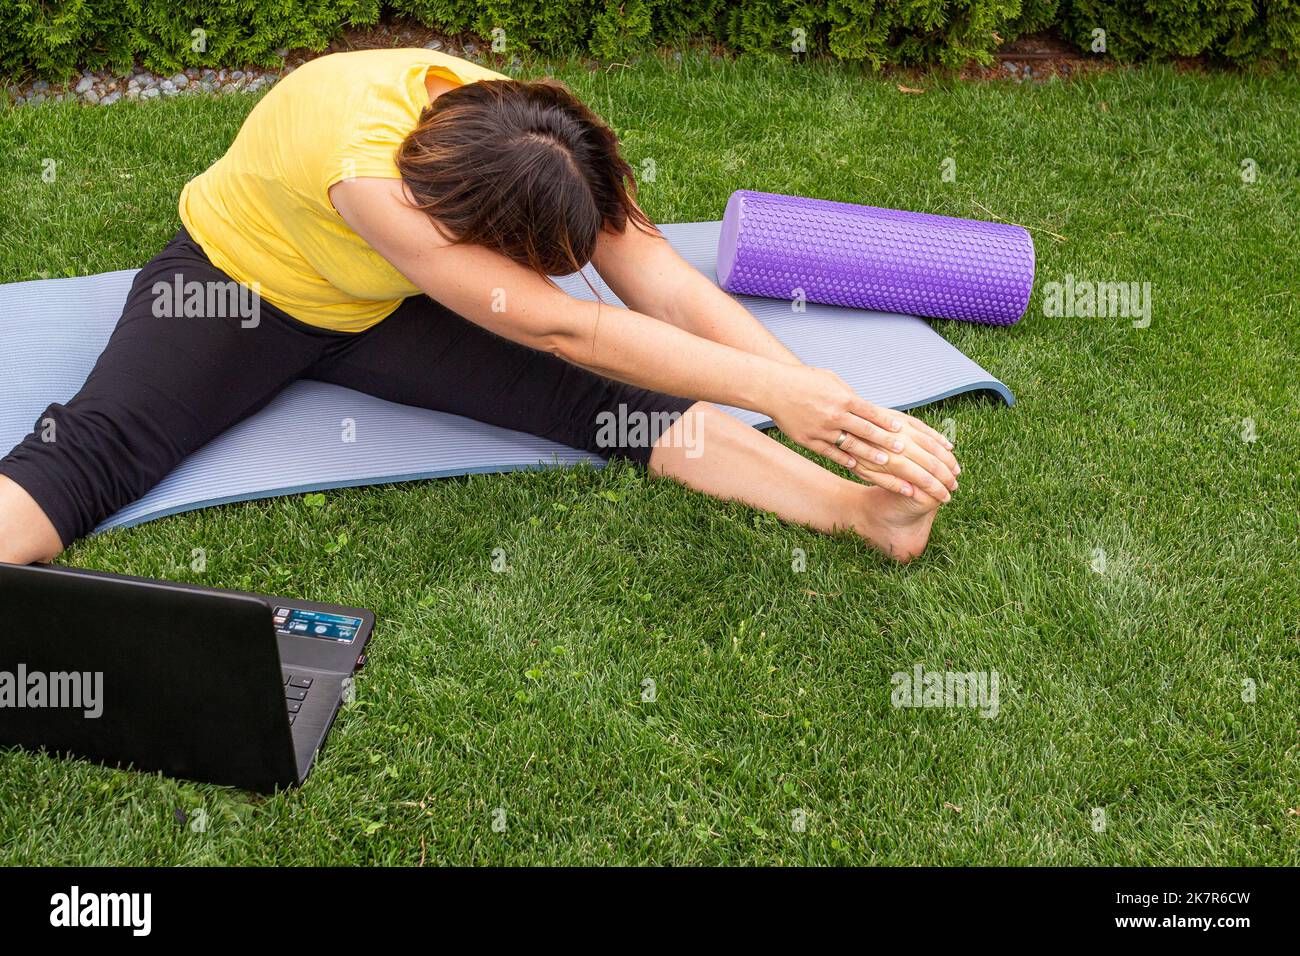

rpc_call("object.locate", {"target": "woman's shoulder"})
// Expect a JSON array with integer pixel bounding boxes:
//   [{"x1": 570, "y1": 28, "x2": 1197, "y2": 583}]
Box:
[{"x1": 217, "y1": 48, "x2": 512, "y2": 193}]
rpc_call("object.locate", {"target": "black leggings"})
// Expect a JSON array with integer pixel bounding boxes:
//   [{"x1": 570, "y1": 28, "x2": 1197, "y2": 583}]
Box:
[{"x1": 0, "y1": 228, "x2": 696, "y2": 546}]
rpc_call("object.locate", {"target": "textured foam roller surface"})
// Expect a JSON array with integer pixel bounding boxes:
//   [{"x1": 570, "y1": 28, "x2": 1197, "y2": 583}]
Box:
[
  {"x1": 717, "y1": 190, "x2": 1035, "y2": 326},
  {"x1": 0, "y1": 222, "x2": 1011, "y2": 533}
]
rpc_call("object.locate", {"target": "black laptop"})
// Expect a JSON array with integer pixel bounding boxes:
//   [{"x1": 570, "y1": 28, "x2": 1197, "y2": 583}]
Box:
[{"x1": 0, "y1": 562, "x2": 374, "y2": 793}]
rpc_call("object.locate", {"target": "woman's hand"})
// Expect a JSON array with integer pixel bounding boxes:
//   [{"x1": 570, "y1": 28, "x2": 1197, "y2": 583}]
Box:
[{"x1": 769, "y1": 366, "x2": 960, "y2": 503}]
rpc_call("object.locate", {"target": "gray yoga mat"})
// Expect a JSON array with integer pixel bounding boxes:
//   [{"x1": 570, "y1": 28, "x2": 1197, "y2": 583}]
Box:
[{"x1": 0, "y1": 221, "x2": 1012, "y2": 533}]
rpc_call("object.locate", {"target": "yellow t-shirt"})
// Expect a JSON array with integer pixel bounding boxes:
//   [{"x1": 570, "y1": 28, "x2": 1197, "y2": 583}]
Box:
[{"x1": 178, "y1": 48, "x2": 508, "y2": 332}]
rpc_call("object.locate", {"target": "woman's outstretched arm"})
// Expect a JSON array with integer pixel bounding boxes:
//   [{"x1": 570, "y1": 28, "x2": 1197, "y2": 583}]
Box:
[
  {"x1": 589, "y1": 214, "x2": 960, "y2": 479},
  {"x1": 331, "y1": 178, "x2": 959, "y2": 502},
  {"x1": 590, "y1": 217, "x2": 803, "y2": 366}
]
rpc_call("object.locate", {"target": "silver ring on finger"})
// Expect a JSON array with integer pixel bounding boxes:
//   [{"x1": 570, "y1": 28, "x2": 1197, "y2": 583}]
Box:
[{"x1": 834, "y1": 431, "x2": 849, "y2": 449}]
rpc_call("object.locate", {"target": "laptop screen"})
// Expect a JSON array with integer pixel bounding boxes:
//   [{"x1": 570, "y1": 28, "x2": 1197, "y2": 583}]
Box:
[{"x1": 273, "y1": 607, "x2": 363, "y2": 643}]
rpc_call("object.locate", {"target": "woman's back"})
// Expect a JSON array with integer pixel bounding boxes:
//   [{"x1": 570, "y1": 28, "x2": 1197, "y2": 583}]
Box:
[{"x1": 178, "y1": 48, "x2": 506, "y2": 332}]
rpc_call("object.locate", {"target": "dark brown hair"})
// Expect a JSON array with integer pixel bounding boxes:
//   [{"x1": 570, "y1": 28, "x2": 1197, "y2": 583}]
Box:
[{"x1": 396, "y1": 78, "x2": 654, "y2": 277}]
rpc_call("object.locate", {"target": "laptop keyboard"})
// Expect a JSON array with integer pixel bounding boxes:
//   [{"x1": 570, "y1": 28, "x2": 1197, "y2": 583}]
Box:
[{"x1": 282, "y1": 671, "x2": 314, "y2": 726}]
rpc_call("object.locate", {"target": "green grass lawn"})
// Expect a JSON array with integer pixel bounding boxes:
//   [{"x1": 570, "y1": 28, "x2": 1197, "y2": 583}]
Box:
[{"x1": 1, "y1": 54, "x2": 1297, "y2": 865}]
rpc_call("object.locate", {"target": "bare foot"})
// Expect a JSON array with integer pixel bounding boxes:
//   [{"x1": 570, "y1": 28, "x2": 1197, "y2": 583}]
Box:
[{"x1": 850, "y1": 485, "x2": 940, "y2": 563}]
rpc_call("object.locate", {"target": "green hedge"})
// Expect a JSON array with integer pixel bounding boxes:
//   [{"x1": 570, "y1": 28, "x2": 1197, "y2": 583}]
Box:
[
  {"x1": 1064, "y1": 1, "x2": 1300, "y2": 63},
  {"x1": 1, "y1": 0, "x2": 383, "y2": 80},
  {"x1": 2, "y1": 0, "x2": 1296, "y2": 82}
]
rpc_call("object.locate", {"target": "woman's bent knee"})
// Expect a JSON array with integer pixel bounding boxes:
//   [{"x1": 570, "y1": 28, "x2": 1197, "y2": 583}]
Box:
[{"x1": 0, "y1": 476, "x2": 65, "y2": 564}]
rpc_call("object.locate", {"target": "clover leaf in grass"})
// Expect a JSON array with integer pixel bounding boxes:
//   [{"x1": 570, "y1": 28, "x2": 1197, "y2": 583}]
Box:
[{"x1": 303, "y1": 492, "x2": 326, "y2": 508}]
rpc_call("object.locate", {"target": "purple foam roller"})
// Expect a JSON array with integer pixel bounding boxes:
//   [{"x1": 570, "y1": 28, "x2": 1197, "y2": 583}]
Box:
[{"x1": 716, "y1": 190, "x2": 1035, "y2": 326}]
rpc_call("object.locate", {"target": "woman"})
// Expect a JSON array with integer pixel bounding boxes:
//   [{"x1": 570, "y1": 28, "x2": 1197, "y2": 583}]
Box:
[{"x1": 0, "y1": 48, "x2": 959, "y2": 566}]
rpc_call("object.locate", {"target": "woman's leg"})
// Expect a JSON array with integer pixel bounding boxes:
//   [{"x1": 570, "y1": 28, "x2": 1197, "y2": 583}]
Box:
[
  {"x1": 649, "y1": 402, "x2": 939, "y2": 562},
  {"x1": 309, "y1": 293, "x2": 697, "y2": 465},
  {"x1": 0, "y1": 229, "x2": 334, "y2": 563},
  {"x1": 311, "y1": 295, "x2": 938, "y2": 562}
]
